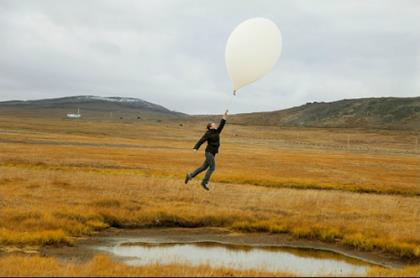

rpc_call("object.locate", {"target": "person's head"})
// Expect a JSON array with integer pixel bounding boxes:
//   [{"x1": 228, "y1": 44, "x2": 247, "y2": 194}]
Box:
[{"x1": 207, "y1": 122, "x2": 217, "y2": 130}]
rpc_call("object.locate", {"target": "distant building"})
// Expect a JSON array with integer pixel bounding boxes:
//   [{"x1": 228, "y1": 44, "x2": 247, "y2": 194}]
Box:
[{"x1": 66, "y1": 108, "x2": 81, "y2": 119}]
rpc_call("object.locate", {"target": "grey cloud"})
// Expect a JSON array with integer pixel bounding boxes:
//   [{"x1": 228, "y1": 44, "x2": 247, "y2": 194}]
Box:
[{"x1": 0, "y1": 0, "x2": 419, "y2": 114}]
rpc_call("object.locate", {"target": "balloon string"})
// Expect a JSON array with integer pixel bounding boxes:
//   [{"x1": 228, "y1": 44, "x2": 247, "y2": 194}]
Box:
[{"x1": 225, "y1": 91, "x2": 235, "y2": 111}]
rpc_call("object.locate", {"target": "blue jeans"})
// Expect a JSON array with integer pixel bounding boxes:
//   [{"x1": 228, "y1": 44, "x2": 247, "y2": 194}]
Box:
[{"x1": 190, "y1": 152, "x2": 216, "y2": 184}]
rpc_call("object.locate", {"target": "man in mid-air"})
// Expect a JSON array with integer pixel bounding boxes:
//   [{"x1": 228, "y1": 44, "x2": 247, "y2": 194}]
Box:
[{"x1": 185, "y1": 110, "x2": 228, "y2": 190}]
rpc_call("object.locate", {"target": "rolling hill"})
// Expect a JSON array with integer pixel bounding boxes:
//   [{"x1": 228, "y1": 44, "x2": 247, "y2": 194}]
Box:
[
  {"x1": 229, "y1": 97, "x2": 420, "y2": 130},
  {"x1": 0, "y1": 95, "x2": 419, "y2": 130},
  {"x1": 0, "y1": 95, "x2": 186, "y2": 120}
]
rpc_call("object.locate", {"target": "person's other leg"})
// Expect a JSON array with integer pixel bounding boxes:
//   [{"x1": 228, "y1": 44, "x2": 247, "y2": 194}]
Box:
[
  {"x1": 202, "y1": 152, "x2": 215, "y2": 185},
  {"x1": 189, "y1": 156, "x2": 209, "y2": 179}
]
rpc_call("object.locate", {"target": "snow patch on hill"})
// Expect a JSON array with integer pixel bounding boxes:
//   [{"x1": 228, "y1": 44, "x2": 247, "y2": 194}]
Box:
[{"x1": 78, "y1": 96, "x2": 157, "y2": 108}]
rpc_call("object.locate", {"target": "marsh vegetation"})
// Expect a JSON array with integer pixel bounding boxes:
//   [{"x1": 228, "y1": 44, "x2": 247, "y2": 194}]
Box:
[{"x1": 0, "y1": 115, "x2": 418, "y2": 276}]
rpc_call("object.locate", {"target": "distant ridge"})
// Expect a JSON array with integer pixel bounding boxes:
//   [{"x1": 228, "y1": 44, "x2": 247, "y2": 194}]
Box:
[
  {"x1": 0, "y1": 95, "x2": 186, "y2": 119},
  {"x1": 1, "y1": 95, "x2": 419, "y2": 129},
  {"x1": 228, "y1": 97, "x2": 420, "y2": 130}
]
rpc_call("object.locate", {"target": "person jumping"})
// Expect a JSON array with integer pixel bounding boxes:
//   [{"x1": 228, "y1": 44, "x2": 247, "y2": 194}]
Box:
[{"x1": 185, "y1": 110, "x2": 228, "y2": 190}]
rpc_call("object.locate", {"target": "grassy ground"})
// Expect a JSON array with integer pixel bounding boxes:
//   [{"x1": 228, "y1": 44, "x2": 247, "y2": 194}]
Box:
[
  {"x1": 0, "y1": 115, "x2": 419, "y2": 275},
  {"x1": 368, "y1": 265, "x2": 420, "y2": 277},
  {"x1": 0, "y1": 255, "x2": 290, "y2": 277},
  {"x1": 0, "y1": 115, "x2": 418, "y2": 196},
  {"x1": 0, "y1": 255, "x2": 418, "y2": 277}
]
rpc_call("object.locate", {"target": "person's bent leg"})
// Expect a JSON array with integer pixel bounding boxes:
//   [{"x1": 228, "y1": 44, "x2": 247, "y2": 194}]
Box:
[
  {"x1": 202, "y1": 152, "x2": 216, "y2": 186},
  {"x1": 189, "y1": 159, "x2": 209, "y2": 179}
]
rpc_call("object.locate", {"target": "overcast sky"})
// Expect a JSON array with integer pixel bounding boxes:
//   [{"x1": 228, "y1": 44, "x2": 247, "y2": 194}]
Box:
[{"x1": 0, "y1": 0, "x2": 419, "y2": 114}]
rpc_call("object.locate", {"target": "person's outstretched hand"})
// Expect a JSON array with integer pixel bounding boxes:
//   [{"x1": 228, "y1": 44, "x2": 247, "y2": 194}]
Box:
[{"x1": 223, "y1": 109, "x2": 228, "y2": 120}]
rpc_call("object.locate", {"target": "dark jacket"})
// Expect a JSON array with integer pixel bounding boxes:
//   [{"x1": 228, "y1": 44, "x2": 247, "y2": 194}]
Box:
[{"x1": 193, "y1": 119, "x2": 226, "y2": 154}]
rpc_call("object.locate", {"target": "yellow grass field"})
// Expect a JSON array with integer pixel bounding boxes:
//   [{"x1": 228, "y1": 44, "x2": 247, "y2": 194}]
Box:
[
  {"x1": 0, "y1": 255, "x2": 290, "y2": 277},
  {"x1": 0, "y1": 115, "x2": 419, "y2": 276}
]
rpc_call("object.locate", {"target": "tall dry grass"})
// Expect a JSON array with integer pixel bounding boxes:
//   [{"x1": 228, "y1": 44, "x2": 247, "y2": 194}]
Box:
[
  {"x1": 0, "y1": 116, "x2": 418, "y2": 196},
  {"x1": 0, "y1": 167, "x2": 419, "y2": 259},
  {"x1": 0, "y1": 254, "x2": 419, "y2": 277},
  {"x1": 0, "y1": 255, "x2": 289, "y2": 277},
  {"x1": 368, "y1": 265, "x2": 420, "y2": 277},
  {"x1": 0, "y1": 116, "x2": 419, "y2": 264}
]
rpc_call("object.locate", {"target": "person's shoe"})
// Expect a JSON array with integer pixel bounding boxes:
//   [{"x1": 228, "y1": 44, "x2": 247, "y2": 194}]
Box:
[
  {"x1": 200, "y1": 181, "x2": 209, "y2": 191},
  {"x1": 185, "y1": 173, "x2": 191, "y2": 184}
]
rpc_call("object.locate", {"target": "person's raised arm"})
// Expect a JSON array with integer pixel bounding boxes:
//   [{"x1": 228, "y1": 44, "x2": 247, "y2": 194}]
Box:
[
  {"x1": 217, "y1": 110, "x2": 228, "y2": 134},
  {"x1": 193, "y1": 132, "x2": 208, "y2": 151}
]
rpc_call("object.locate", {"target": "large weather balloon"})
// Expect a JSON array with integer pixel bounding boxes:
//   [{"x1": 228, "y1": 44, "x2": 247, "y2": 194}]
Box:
[{"x1": 225, "y1": 18, "x2": 282, "y2": 94}]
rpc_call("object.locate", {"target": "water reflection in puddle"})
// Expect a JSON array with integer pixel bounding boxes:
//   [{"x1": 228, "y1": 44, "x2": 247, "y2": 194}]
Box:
[{"x1": 96, "y1": 240, "x2": 369, "y2": 276}]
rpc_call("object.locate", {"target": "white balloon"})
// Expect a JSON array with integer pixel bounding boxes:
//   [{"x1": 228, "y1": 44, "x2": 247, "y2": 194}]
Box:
[{"x1": 225, "y1": 18, "x2": 282, "y2": 93}]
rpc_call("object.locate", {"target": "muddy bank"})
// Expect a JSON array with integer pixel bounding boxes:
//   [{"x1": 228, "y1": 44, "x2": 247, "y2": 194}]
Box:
[{"x1": 40, "y1": 227, "x2": 410, "y2": 269}]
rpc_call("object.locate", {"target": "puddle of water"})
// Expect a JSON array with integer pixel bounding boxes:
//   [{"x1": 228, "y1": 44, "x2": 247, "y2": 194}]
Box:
[{"x1": 95, "y1": 240, "x2": 369, "y2": 276}]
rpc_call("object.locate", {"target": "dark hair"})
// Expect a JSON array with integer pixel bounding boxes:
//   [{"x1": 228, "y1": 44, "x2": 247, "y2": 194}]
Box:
[{"x1": 206, "y1": 122, "x2": 213, "y2": 130}]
